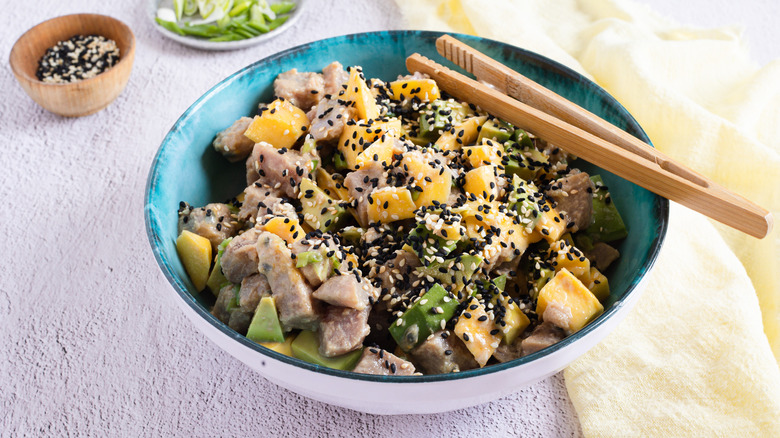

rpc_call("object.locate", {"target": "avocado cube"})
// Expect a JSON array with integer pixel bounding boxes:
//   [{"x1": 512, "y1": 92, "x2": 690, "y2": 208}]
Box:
[
  {"x1": 529, "y1": 267, "x2": 554, "y2": 300},
  {"x1": 507, "y1": 175, "x2": 542, "y2": 229},
  {"x1": 246, "y1": 297, "x2": 285, "y2": 343},
  {"x1": 477, "y1": 118, "x2": 514, "y2": 143},
  {"x1": 290, "y1": 330, "x2": 363, "y2": 370},
  {"x1": 295, "y1": 250, "x2": 331, "y2": 285},
  {"x1": 492, "y1": 274, "x2": 507, "y2": 292},
  {"x1": 206, "y1": 238, "x2": 232, "y2": 295},
  {"x1": 586, "y1": 175, "x2": 628, "y2": 242},
  {"x1": 339, "y1": 226, "x2": 365, "y2": 247},
  {"x1": 512, "y1": 128, "x2": 534, "y2": 148},
  {"x1": 419, "y1": 99, "x2": 469, "y2": 139},
  {"x1": 414, "y1": 254, "x2": 483, "y2": 286},
  {"x1": 299, "y1": 178, "x2": 348, "y2": 232},
  {"x1": 405, "y1": 223, "x2": 459, "y2": 264},
  {"x1": 503, "y1": 145, "x2": 548, "y2": 181},
  {"x1": 389, "y1": 284, "x2": 461, "y2": 351}
]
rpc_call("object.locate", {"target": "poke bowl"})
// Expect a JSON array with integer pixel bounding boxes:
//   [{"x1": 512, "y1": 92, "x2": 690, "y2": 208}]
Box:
[{"x1": 144, "y1": 31, "x2": 668, "y2": 414}]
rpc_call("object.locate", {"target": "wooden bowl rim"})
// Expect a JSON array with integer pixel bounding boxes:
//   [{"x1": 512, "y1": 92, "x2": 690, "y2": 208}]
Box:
[{"x1": 9, "y1": 12, "x2": 136, "y2": 87}]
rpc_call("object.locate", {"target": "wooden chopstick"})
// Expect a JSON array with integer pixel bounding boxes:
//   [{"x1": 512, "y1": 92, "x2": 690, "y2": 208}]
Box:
[
  {"x1": 435, "y1": 35, "x2": 711, "y2": 187},
  {"x1": 406, "y1": 47, "x2": 773, "y2": 239}
]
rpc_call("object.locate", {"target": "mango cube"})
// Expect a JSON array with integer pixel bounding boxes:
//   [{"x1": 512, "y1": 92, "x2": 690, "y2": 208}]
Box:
[
  {"x1": 338, "y1": 119, "x2": 402, "y2": 169},
  {"x1": 464, "y1": 165, "x2": 498, "y2": 200},
  {"x1": 530, "y1": 202, "x2": 567, "y2": 243},
  {"x1": 585, "y1": 267, "x2": 610, "y2": 302},
  {"x1": 260, "y1": 334, "x2": 296, "y2": 357},
  {"x1": 262, "y1": 216, "x2": 305, "y2": 245},
  {"x1": 536, "y1": 268, "x2": 604, "y2": 333},
  {"x1": 462, "y1": 139, "x2": 503, "y2": 168},
  {"x1": 389, "y1": 78, "x2": 441, "y2": 102},
  {"x1": 401, "y1": 154, "x2": 452, "y2": 208},
  {"x1": 342, "y1": 68, "x2": 380, "y2": 120},
  {"x1": 355, "y1": 136, "x2": 400, "y2": 168},
  {"x1": 461, "y1": 200, "x2": 533, "y2": 263},
  {"x1": 367, "y1": 187, "x2": 417, "y2": 223},
  {"x1": 491, "y1": 293, "x2": 531, "y2": 345},
  {"x1": 176, "y1": 230, "x2": 212, "y2": 292},
  {"x1": 435, "y1": 116, "x2": 486, "y2": 151},
  {"x1": 548, "y1": 240, "x2": 591, "y2": 281},
  {"x1": 454, "y1": 297, "x2": 501, "y2": 367},
  {"x1": 244, "y1": 99, "x2": 309, "y2": 149},
  {"x1": 315, "y1": 168, "x2": 350, "y2": 201}
]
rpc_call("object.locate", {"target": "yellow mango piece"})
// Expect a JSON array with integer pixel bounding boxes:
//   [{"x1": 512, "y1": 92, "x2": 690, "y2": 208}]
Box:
[
  {"x1": 244, "y1": 99, "x2": 309, "y2": 149},
  {"x1": 462, "y1": 140, "x2": 503, "y2": 168},
  {"x1": 536, "y1": 268, "x2": 604, "y2": 333},
  {"x1": 462, "y1": 200, "x2": 532, "y2": 263},
  {"x1": 464, "y1": 165, "x2": 498, "y2": 200},
  {"x1": 366, "y1": 187, "x2": 417, "y2": 223},
  {"x1": 338, "y1": 119, "x2": 401, "y2": 169},
  {"x1": 454, "y1": 297, "x2": 501, "y2": 367},
  {"x1": 586, "y1": 267, "x2": 610, "y2": 302},
  {"x1": 355, "y1": 136, "x2": 400, "y2": 168},
  {"x1": 435, "y1": 116, "x2": 486, "y2": 151},
  {"x1": 176, "y1": 230, "x2": 212, "y2": 292},
  {"x1": 315, "y1": 168, "x2": 350, "y2": 201},
  {"x1": 548, "y1": 240, "x2": 591, "y2": 281},
  {"x1": 400, "y1": 154, "x2": 452, "y2": 208},
  {"x1": 342, "y1": 68, "x2": 379, "y2": 120},
  {"x1": 530, "y1": 202, "x2": 567, "y2": 244},
  {"x1": 261, "y1": 216, "x2": 305, "y2": 245},
  {"x1": 493, "y1": 293, "x2": 530, "y2": 345},
  {"x1": 260, "y1": 334, "x2": 296, "y2": 357},
  {"x1": 389, "y1": 78, "x2": 441, "y2": 102}
]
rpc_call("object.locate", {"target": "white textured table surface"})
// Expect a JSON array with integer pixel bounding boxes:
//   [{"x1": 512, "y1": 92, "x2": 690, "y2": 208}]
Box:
[{"x1": 2, "y1": 1, "x2": 776, "y2": 436}]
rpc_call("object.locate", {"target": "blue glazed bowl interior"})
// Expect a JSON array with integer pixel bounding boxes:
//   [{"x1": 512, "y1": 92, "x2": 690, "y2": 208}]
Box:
[{"x1": 145, "y1": 31, "x2": 668, "y2": 382}]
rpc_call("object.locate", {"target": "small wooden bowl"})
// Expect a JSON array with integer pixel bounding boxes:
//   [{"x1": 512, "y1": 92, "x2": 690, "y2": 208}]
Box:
[{"x1": 9, "y1": 14, "x2": 136, "y2": 117}]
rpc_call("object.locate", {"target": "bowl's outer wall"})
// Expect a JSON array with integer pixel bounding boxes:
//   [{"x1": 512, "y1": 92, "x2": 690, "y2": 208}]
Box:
[{"x1": 145, "y1": 31, "x2": 667, "y2": 401}]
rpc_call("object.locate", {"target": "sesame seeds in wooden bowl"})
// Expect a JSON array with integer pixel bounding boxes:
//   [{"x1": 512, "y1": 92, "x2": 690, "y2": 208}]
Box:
[{"x1": 9, "y1": 14, "x2": 136, "y2": 117}]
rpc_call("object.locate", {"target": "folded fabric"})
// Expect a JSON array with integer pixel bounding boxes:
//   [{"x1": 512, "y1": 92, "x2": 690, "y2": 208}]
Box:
[{"x1": 393, "y1": 0, "x2": 780, "y2": 435}]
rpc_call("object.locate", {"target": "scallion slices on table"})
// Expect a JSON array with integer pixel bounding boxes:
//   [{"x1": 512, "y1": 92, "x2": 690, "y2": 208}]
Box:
[
  {"x1": 155, "y1": 0, "x2": 295, "y2": 42},
  {"x1": 174, "y1": 62, "x2": 628, "y2": 375}
]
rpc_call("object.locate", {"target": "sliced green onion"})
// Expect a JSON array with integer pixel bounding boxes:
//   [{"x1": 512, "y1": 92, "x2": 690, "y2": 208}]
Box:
[{"x1": 270, "y1": 1, "x2": 295, "y2": 15}]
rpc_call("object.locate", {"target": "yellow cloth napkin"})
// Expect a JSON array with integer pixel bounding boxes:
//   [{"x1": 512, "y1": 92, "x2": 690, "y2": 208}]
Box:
[{"x1": 394, "y1": 0, "x2": 780, "y2": 435}]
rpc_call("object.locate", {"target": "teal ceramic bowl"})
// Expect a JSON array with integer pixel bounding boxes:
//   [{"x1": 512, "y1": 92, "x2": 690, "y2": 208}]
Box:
[{"x1": 145, "y1": 31, "x2": 668, "y2": 414}]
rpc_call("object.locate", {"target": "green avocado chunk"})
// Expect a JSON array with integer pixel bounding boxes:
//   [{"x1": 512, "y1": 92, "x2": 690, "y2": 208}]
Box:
[
  {"x1": 246, "y1": 296, "x2": 285, "y2": 343},
  {"x1": 477, "y1": 118, "x2": 514, "y2": 143},
  {"x1": 507, "y1": 175, "x2": 542, "y2": 229},
  {"x1": 290, "y1": 330, "x2": 363, "y2": 370},
  {"x1": 503, "y1": 142, "x2": 548, "y2": 181},
  {"x1": 586, "y1": 175, "x2": 628, "y2": 243},
  {"x1": 419, "y1": 99, "x2": 469, "y2": 139},
  {"x1": 404, "y1": 223, "x2": 459, "y2": 265},
  {"x1": 512, "y1": 128, "x2": 534, "y2": 148},
  {"x1": 414, "y1": 254, "x2": 483, "y2": 286},
  {"x1": 389, "y1": 283, "x2": 461, "y2": 351},
  {"x1": 206, "y1": 238, "x2": 232, "y2": 296},
  {"x1": 300, "y1": 178, "x2": 348, "y2": 233},
  {"x1": 492, "y1": 274, "x2": 507, "y2": 292},
  {"x1": 339, "y1": 226, "x2": 365, "y2": 247},
  {"x1": 295, "y1": 249, "x2": 331, "y2": 283},
  {"x1": 529, "y1": 268, "x2": 554, "y2": 300},
  {"x1": 295, "y1": 250, "x2": 324, "y2": 268}
]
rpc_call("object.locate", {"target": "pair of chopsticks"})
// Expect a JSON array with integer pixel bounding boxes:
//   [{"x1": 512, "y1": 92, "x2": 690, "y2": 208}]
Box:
[{"x1": 406, "y1": 35, "x2": 773, "y2": 239}]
